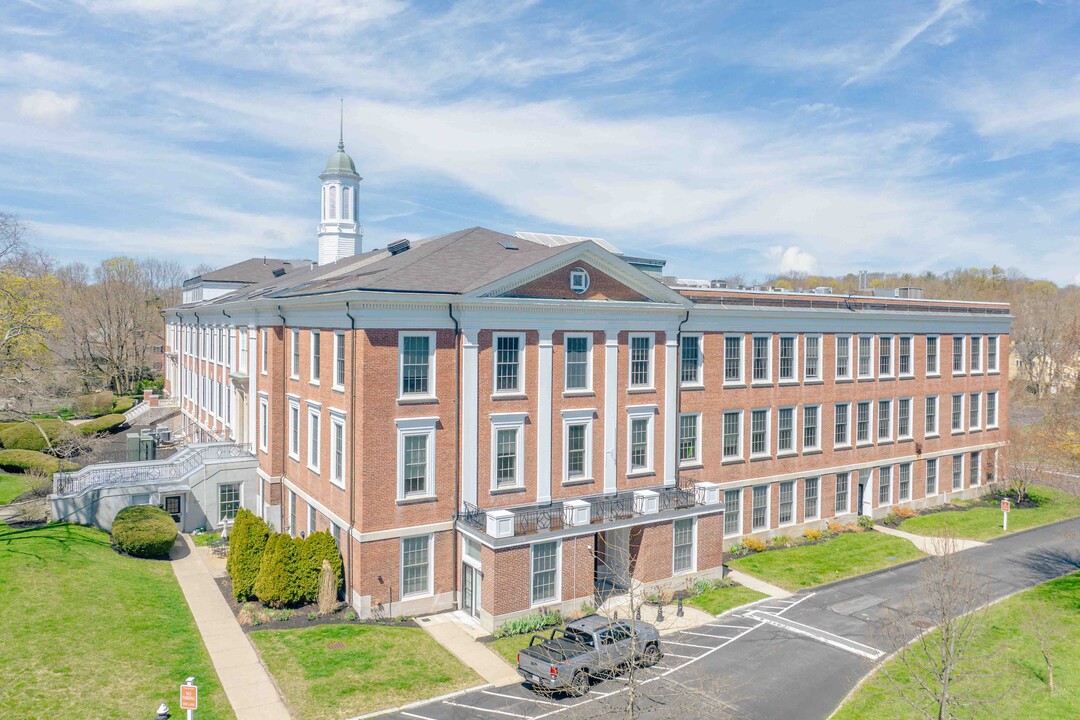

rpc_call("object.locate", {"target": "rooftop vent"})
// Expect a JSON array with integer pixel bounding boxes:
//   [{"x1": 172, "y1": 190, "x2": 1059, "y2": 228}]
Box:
[
  {"x1": 895, "y1": 287, "x2": 924, "y2": 299},
  {"x1": 499, "y1": 239, "x2": 519, "y2": 250},
  {"x1": 387, "y1": 238, "x2": 411, "y2": 255},
  {"x1": 813, "y1": 286, "x2": 834, "y2": 295},
  {"x1": 272, "y1": 268, "x2": 287, "y2": 278}
]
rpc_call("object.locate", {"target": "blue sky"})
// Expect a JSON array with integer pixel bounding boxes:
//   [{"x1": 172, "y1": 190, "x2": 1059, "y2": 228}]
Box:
[{"x1": 2, "y1": 0, "x2": 1079, "y2": 283}]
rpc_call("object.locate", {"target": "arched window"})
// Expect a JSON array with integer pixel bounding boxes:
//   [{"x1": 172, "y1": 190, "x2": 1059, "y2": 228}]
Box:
[
  {"x1": 341, "y1": 186, "x2": 351, "y2": 220},
  {"x1": 328, "y1": 185, "x2": 337, "y2": 219}
]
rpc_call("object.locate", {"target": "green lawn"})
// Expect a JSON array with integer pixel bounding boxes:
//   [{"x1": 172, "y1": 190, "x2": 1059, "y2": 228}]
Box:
[
  {"x1": 0, "y1": 523, "x2": 233, "y2": 719},
  {"x1": 0, "y1": 472, "x2": 29, "y2": 504},
  {"x1": 250, "y1": 623, "x2": 482, "y2": 720},
  {"x1": 728, "y1": 532, "x2": 924, "y2": 591},
  {"x1": 835, "y1": 572, "x2": 1080, "y2": 719},
  {"x1": 899, "y1": 486, "x2": 1080, "y2": 542},
  {"x1": 488, "y1": 625, "x2": 565, "y2": 667},
  {"x1": 192, "y1": 531, "x2": 221, "y2": 546},
  {"x1": 686, "y1": 584, "x2": 768, "y2": 615}
]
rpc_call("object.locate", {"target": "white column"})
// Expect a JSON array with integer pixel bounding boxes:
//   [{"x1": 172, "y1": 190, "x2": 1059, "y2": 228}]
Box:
[
  {"x1": 603, "y1": 331, "x2": 619, "y2": 494},
  {"x1": 664, "y1": 334, "x2": 678, "y2": 486},
  {"x1": 461, "y1": 329, "x2": 480, "y2": 507},
  {"x1": 536, "y1": 331, "x2": 553, "y2": 504}
]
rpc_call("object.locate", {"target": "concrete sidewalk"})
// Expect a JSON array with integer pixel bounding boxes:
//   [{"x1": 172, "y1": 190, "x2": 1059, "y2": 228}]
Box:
[
  {"x1": 725, "y1": 568, "x2": 792, "y2": 598},
  {"x1": 171, "y1": 534, "x2": 292, "y2": 720},
  {"x1": 873, "y1": 523, "x2": 986, "y2": 555},
  {"x1": 417, "y1": 612, "x2": 518, "y2": 687}
]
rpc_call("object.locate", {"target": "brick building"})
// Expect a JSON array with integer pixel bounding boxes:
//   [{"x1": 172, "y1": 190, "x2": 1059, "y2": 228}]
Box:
[{"x1": 163, "y1": 140, "x2": 1011, "y2": 631}]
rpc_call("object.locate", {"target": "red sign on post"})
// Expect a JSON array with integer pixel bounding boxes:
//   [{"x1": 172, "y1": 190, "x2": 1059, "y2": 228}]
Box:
[
  {"x1": 180, "y1": 684, "x2": 198, "y2": 710},
  {"x1": 1001, "y1": 499, "x2": 1011, "y2": 512}
]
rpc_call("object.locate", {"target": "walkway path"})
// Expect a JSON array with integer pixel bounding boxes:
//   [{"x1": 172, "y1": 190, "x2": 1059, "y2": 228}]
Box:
[
  {"x1": 726, "y1": 568, "x2": 792, "y2": 598},
  {"x1": 418, "y1": 612, "x2": 519, "y2": 687},
  {"x1": 170, "y1": 534, "x2": 292, "y2": 720},
  {"x1": 873, "y1": 523, "x2": 986, "y2": 555}
]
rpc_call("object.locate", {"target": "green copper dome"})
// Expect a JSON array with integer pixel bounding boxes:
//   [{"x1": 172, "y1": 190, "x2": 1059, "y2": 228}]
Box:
[{"x1": 323, "y1": 140, "x2": 358, "y2": 176}]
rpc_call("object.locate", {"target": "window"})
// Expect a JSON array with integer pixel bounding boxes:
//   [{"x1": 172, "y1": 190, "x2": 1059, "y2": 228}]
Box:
[
  {"x1": 307, "y1": 407, "x2": 320, "y2": 471},
  {"x1": 724, "y1": 489, "x2": 742, "y2": 536},
  {"x1": 926, "y1": 458, "x2": 938, "y2": 495},
  {"x1": 779, "y1": 481, "x2": 795, "y2": 525},
  {"x1": 341, "y1": 185, "x2": 351, "y2": 219},
  {"x1": 805, "y1": 335, "x2": 821, "y2": 380},
  {"x1": 897, "y1": 397, "x2": 911, "y2": 439},
  {"x1": 834, "y1": 403, "x2": 850, "y2": 447},
  {"x1": 724, "y1": 335, "x2": 744, "y2": 383},
  {"x1": 858, "y1": 336, "x2": 873, "y2": 378},
  {"x1": 899, "y1": 462, "x2": 911, "y2": 500},
  {"x1": 856, "y1": 401, "x2": 872, "y2": 444},
  {"x1": 288, "y1": 490, "x2": 296, "y2": 536},
  {"x1": 952, "y1": 336, "x2": 965, "y2": 374},
  {"x1": 397, "y1": 418, "x2": 436, "y2": 499},
  {"x1": 673, "y1": 518, "x2": 695, "y2": 574},
  {"x1": 494, "y1": 426, "x2": 521, "y2": 489},
  {"x1": 879, "y1": 335, "x2": 893, "y2": 377},
  {"x1": 803, "y1": 405, "x2": 820, "y2": 450},
  {"x1": 401, "y1": 332, "x2": 435, "y2": 398},
  {"x1": 569, "y1": 267, "x2": 590, "y2": 293},
  {"x1": 628, "y1": 410, "x2": 654, "y2": 472},
  {"x1": 752, "y1": 485, "x2": 769, "y2": 531},
  {"x1": 679, "y1": 413, "x2": 700, "y2": 465},
  {"x1": 334, "y1": 332, "x2": 346, "y2": 388},
  {"x1": 722, "y1": 411, "x2": 743, "y2": 459},
  {"x1": 327, "y1": 184, "x2": 337, "y2": 218},
  {"x1": 779, "y1": 335, "x2": 797, "y2": 381},
  {"x1": 261, "y1": 330, "x2": 268, "y2": 374},
  {"x1": 331, "y1": 521, "x2": 341, "y2": 547},
  {"x1": 951, "y1": 394, "x2": 964, "y2": 433},
  {"x1": 804, "y1": 477, "x2": 820, "y2": 520},
  {"x1": 531, "y1": 541, "x2": 558, "y2": 605},
  {"x1": 952, "y1": 454, "x2": 964, "y2": 490},
  {"x1": 494, "y1": 333, "x2": 524, "y2": 393},
  {"x1": 970, "y1": 335, "x2": 982, "y2": 373},
  {"x1": 898, "y1": 336, "x2": 912, "y2": 376},
  {"x1": 749, "y1": 408, "x2": 770, "y2": 457},
  {"x1": 987, "y1": 336, "x2": 999, "y2": 372},
  {"x1": 629, "y1": 334, "x2": 653, "y2": 388},
  {"x1": 258, "y1": 395, "x2": 268, "y2": 452},
  {"x1": 969, "y1": 392, "x2": 981, "y2": 430},
  {"x1": 565, "y1": 334, "x2": 592, "y2": 391},
  {"x1": 878, "y1": 466, "x2": 892, "y2": 506},
  {"x1": 835, "y1": 472, "x2": 850, "y2": 514},
  {"x1": 925, "y1": 396, "x2": 939, "y2": 437},
  {"x1": 290, "y1": 330, "x2": 300, "y2": 378},
  {"x1": 986, "y1": 391, "x2": 998, "y2": 428},
  {"x1": 310, "y1": 330, "x2": 321, "y2": 383},
  {"x1": 219, "y1": 484, "x2": 240, "y2": 520},
  {"x1": 566, "y1": 422, "x2": 588, "y2": 480},
  {"x1": 752, "y1": 335, "x2": 771, "y2": 382},
  {"x1": 836, "y1": 335, "x2": 852, "y2": 379},
  {"x1": 680, "y1": 334, "x2": 702, "y2": 386},
  {"x1": 778, "y1": 406, "x2": 795, "y2": 453},
  {"x1": 307, "y1": 505, "x2": 316, "y2": 537},
  {"x1": 330, "y1": 413, "x2": 345, "y2": 487},
  {"x1": 238, "y1": 328, "x2": 248, "y2": 371},
  {"x1": 926, "y1": 336, "x2": 939, "y2": 375},
  {"x1": 970, "y1": 451, "x2": 981, "y2": 486},
  {"x1": 401, "y1": 535, "x2": 431, "y2": 597},
  {"x1": 878, "y1": 399, "x2": 892, "y2": 441},
  {"x1": 288, "y1": 399, "x2": 300, "y2": 459}
]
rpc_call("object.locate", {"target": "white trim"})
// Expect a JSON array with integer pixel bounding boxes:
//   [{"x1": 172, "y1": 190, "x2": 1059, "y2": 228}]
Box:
[
  {"x1": 878, "y1": 334, "x2": 895, "y2": 379},
  {"x1": 951, "y1": 335, "x2": 967, "y2": 376},
  {"x1": 537, "y1": 332, "x2": 553, "y2": 503},
  {"x1": 492, "y1": 331, "x2": 527, "y2": 396},
  {"x1": 679, "y1": 332, "x2": 704, "y2": 388},
  {"x1": 663, "y1": 335, "x2": 677, "y2": 484},
  {"x1": 925, "y1": 334, "x2": 940, "y2": 376},
  {"x1": 835, "y1": 334, "x2": 853, "y2": 380},
  {"x1": 987, "y1": 335, "x2": 1000, "y2": 373},
  {"x1": 569, "y1": 267, "x2": 590, "y2": 294},
  {"x1": 563, "y1": 332, "x2": 594, "y2": 392},
  {"x1": 562, "y1": 410, "x2": 595, "y2": 484},
  {"x1": 803, "y1": 333, "x2": 822, "y2": 381},
  {"x1": 723, "y1": 333, "x2": 745, "y2": 385},
  {"x1": 969, "y1": 335, "x2": 983, "y2": 375},
  {"x1": 603, "y1": 332, "x2": 619, "y2": 494},
  {"x1": 803, "y1": 476, "x2": 821, "y2": 521},
  {"x1": 776, "y1": 405, "x2": 796, "y2": 455},
  {"x1": 969, "y1": 391, "x2": 982, "y2": 431},
  {"x1": 876, "y1": 398, "x2": 893, "y2": 443},
  {"x1": 778, "y1": 333, "x2": 799, "y2": 383},
  {"x1": 398, "y1": 330, "x2": 437, "y2": 402},
  {"x1": 397, "y1": 417, "x2": 438, "y2": 500},
  {"x1": 491, "y1": 413, "x2": 527, "y2": 491},
  {"x1": 833, "y1": 401, "x2": 851, "y2": 449},
  {"x1": 778, "y1": 480, "x2": 797, "y2": 526},
  {"x1": 750, "y1": 483, "x2": 770, "y2": 532},
  {"x1": 626, "y1": 404, "x2": 656, "y2": 475},
  {"x1": 750, "y1": 334, "x2": 772, "y2": 384},
  {"x1": 897, "y1": 396, "x2": 913, "y2": 440},
  {"x1": 529, "y1": 538, "x2": 562, "y2": 607},
  {"x1": 672, "y1": 516, "x2": 697, "y2": 575},
  {"x1": 400, "y1": 533, "x2": 435, "y2": 600},
  {"x1": 290, "y1": 329, "x2": 300, "y2": 379},
  {"x1": 748, "y1": 407, "x2": 771, "y2": 459},
  {"x1": 951, "y1": 393, "x2": 966, "y2": 434},
  {"x1": 329, "y1": 410, "x2": 346, "y2": 489},
  {"x1": 802, "y1": 404, "x2": 822, "y2": 452},
  {"x1": 258, "y1": 392, "x2": 269, "y2": 453},
  {"x1": 678, "y1": 411, "x2": 702, "y2": 466},
  {"x1": 986, "y1": 390, "x2": 999, "y2": 429},
  {"x1": 723, "y1": 487, "x2": 743, "y2": 538},
  {"x1": 924, "y1": 395, "x2": 940, "y2": 438},
  {"x1": 332, "y1": 331, "x2": 346, "y2": 391},
  {"x1": 461, "y1": 331, "x2": 479, "y2": 506},
  {"x1": 898, "y1": 335, "x2": 914, "y2": 378},
  {"x1": 627, "y1": 332, "x2": 655, "y2": 390},
  {"x1": 287, "y1": 397, "x2": 300, "y2": 460},
  {"x1": 307, "y1": 405, "x2": 321, "y2": 473},
  {"x1": 309, "y1": 329, "x2": 321, "y2": 385},
  {"x1": 857, "y1": 334, "x2": 875, "y2": 380},
  {"x1": 722, "y1": 409, "x2": 744, "y2": 460}
]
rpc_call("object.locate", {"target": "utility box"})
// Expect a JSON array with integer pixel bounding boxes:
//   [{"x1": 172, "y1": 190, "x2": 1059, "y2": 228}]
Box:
[{"x1": 126, "y1": 433, "x2": 157, "y2": 462}]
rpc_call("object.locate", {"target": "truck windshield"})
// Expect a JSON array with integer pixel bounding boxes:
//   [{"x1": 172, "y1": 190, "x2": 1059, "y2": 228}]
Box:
[{"x1": 561, "y1": 628, "x2": 593, "y2": 645}]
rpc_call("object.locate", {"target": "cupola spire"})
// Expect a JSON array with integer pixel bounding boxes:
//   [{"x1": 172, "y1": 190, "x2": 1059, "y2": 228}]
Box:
[{"x1": 318, "y1": 100, "x2": 362, "y2": 265}]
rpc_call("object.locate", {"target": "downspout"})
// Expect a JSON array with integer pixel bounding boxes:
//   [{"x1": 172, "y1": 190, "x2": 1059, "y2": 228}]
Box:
[
  {"x1": 448, "y1": 303, "x2": 461, "y2": 608},
  {"x1": 277, "y1": 305, "x2": 287, "y2": 532},
  {"x1": 674, "y1": 309, "x2": 691, "y2": 488},
  {"x1": 345, "y1": 300, "x2": 358, "y2": 605},
  {"x1": 193, "y1": 311, "x2": 201, "y2": 442}
]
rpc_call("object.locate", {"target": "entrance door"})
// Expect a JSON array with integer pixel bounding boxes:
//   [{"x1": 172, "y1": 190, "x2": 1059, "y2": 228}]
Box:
[
  {"x1": 462, "y1": 564, "x2": 480, "y2": 619},
  {"x1": 595, "y1": 528, "x2": 632, "y2": 599},
  {"x1": 164, "y1": 494, "x2": 183, "y2": 525}
]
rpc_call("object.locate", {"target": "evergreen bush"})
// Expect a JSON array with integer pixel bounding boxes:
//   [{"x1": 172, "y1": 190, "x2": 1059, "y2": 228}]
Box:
[
  {"x1": 227, "y1": 509, "x2": 271, "y2": 601},
  {"x1": 112, "y1": 504, "x2": 177, "y2": 558},
  {"x1": 0, "y1": 449, "x2": 77, "y2": 473},
  {"x1": 300, "y1": 531, "x2": 343, "y2": 602},
  {"x1": 0, "y1": 419, "x2": 72, "y2": 452},
  {"x1": 77, "y1": 414, "x2": 126, "y2": 436},
  {"x1": 73, "y1": 391, "x2": 115, "y2": 418},
  {"x1": 254, "y1": 533, "x2": 305, "y2": 607},
  {"x1": 111, "y1": 397, "x2": 136, "y2": 413}
]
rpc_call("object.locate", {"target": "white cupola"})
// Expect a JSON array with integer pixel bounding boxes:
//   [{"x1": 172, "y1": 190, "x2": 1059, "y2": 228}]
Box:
[{"x1": 317, "y1": 109, "x2": 362, "y2": 265}]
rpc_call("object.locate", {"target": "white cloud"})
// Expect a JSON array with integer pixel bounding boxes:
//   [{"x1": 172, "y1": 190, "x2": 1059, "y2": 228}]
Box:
[
  {"x1": 17, "y1": 90, "x2": 79, "y2": 124},
  {"x1": 845, "y1": 0, "x2": 971, "y2": 85},
  {"x1": 767, "y1": 246, "x2": 821, "y2": 275},
  {"x1": 953, "y1": 73, "x2": 1080, "y2": 154}
]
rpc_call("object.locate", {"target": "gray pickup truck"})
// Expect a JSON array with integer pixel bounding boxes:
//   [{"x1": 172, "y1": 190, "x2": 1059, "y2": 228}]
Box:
[{"x1": 516, "y1": 614, "x2": 662, "y2": 696}]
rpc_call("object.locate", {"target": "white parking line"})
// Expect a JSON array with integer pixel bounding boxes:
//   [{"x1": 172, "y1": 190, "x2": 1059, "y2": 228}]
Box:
[
  {"x1": 709, "y1": 623, "x2": 754, "y2": 630},
  {"x1": 684, "y1": 630, "x2": 734, "y2": 640},
  {"x1": 745, "y1": 610, "x2": 884, "y2": 660},
  {"x1": 443, "y1": 701, "x2": 527, "y2": 718},
  {"x1": 661, "y1": 651, "x2": 697, "y2": 659},
  {"x1": 665, "y1": 640, "x2": 714, "y2": 649},
  {"x1": 401, "y1": 713, "x2": 438, "y2": 720},
  {"x1": 482, "y1": 690, "x2": 563, "y2": 707}
]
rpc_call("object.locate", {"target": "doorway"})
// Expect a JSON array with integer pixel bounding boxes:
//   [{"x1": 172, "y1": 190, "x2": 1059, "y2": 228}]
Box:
[
  {"x1": 462, "y1": 564, "x2": 481, "y2": 619},
  {"x1": 163, "y1": 494, "x2": 184, "y2": 525},
  {"x1": 595, "y1": 528, "x2": 632, "y2": 601}
]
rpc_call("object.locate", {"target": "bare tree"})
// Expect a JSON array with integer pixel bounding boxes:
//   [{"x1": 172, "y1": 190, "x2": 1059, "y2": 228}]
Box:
[{"x1": 1021, "y1": 602, "x2": 1062, "y2": 694}]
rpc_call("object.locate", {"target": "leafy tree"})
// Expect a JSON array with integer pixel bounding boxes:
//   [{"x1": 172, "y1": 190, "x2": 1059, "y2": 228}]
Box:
[
  {"x1": 254, "y1": 533, "x2": 305, "y2": 608},
  {"x1": 227, "y1": 509, "x2": 271, "y2": 601}
]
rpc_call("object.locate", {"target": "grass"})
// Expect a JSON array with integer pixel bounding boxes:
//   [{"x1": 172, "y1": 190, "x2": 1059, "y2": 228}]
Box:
[
  {"x1": 899, "y1": 485, "x2": 1080, "y2": 542},
  {"x1": 249, "y1": 623, "x2": 482, "y2": 720},
  {"x1": 0, "y1": 523, "x2": 233, "y2": 719},
  {"x1": 834, "y1": 572, "x2": 1080, "y2": 719},
  {"x1": 0, "y1": 472, "x2": 29, "y2": 505},
  {"x1": 192, "y1": 531, "x2": 221, "y2": 546},
  {"x1": 488, "y1": 624, "x2": 566, "y2": 667},
  {"x1": 685, "y1": 584, "x2": 768, "y2": 615},
  {"x1": 728, "y1": 532, "x2": 925, "y2": 591}
]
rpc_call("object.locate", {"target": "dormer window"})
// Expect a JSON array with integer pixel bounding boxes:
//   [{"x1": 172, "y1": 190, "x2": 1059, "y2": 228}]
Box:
[{"x1": 569, "y1": 267, "x2": 590, "y2": 294}]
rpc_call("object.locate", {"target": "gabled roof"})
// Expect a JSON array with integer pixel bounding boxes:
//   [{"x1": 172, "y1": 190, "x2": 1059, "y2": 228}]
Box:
[{"x1": 182, "y1": 258, "x2": 303, "y2": 289}]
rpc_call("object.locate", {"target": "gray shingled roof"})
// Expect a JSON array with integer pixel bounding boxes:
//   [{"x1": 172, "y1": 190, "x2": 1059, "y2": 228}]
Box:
[{"x1": 183, "y1": 257, "x2": 304, "y2": 288}]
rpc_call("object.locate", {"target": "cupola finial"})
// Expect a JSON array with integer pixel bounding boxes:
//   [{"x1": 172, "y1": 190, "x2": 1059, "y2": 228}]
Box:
[{"x1": 338, "y1": 98, "x2": 344, "y2": 151}]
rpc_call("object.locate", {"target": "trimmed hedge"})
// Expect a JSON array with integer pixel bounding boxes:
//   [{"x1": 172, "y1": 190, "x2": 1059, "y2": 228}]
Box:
[
  {"x1": 111, "y1": 397, "x2": 136, "y2": 413},
  {"x1": 300, "y1": 531, "x2": 343, "y2": 602},
  {"x1": 73, "y1": 391, "x2": 115, "y2": 418},
  {"x1": 0, "y1": 449, "x2": 77, "y2": 473},
  {"x1": 112, "y1": 504, "x2": 178, "y2": 558},
  {"x1": 0, "y1": 419, "x2": 73, "y2": 452},
  {"x1": 0, "y1": 422, "x2": 18, "y2": 434},
  {"x1": 227, "y1": 509, "x2": 271, "y2": 601},
  {"x1": 254, "y1": 533, "x2": 305, "y2": 607},
  {"x1": 77, "y1": 414, "x2": 126, "y2": 436}
]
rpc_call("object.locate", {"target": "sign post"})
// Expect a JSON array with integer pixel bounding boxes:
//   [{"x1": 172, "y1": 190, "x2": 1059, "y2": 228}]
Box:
[
  {"x1": 180, "y1": 678, "x2": 198, "y2": 720},
  {"x1": 1001, "y1": 499, "x2": 1010, "y2": 532}
]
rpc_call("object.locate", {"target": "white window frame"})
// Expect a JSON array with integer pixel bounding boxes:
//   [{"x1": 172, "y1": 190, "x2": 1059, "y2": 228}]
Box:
[
  {"x1": 986, "y1": 391, "x2": 999, "y2": 429},
  {"x1": 722, "y1": 409, "x2": 744, "y2": 461},
  {"x1": 562, "y1": 408, "x2": 595, "y2": 483},
  {"x1": 926, "y1": 458, "x2": 938, "y2": 496},
  {"x1": 898, "y1": 335, "x2": 914, "y2": 378},
  {"x1": 952, "y1": 453, "x2": 965, "y2": 490},
  {"x1": 307, "y1": 403, "x2": 321, "y2": 473},
  {"x1": 288, "y1": 489, "x2": 296, "y2": 536},
  {"x1": 877, "y1": 399, "x2": 893, "y2": 442},
  {"x1": 878, "y1": 465, "x2": 893, "y2": 507},
  {"x1": 569, "y1": 267, "x2": 590, "y2": 293},
  {"x1": 678, "y1": 411, "x2": 702, "y2": 467},
  {"x1": 969, "y1": 392, "x2": 982, "y2": 431},
  {"x1": 925, "y1": 395, "x2": 939, "y2": 438},
  {"x1": 925, "y1": 335, "x2": 940, "y2": 376},
  {"x1": 626, "y1": 405, "x2": 657, "y2": 475},
  {"x1": 835, "y1": 472, "x2": 851, "y2": 515},
  {"x1": 329, "y1": 409, "x2": 346, "y2": 489},
  {"x1": 952, "y1": 335, "x2": 966, "y2": 376},
  {"x1": 858, "y1": 335, "x2": 875, "y2": 379},
  {"x1": 802, "y1": 404, "x2": 821, "y2": 452},
  {"x1": 898, "y1": 462, "x2": 912, "y2": 501},
  {"x1": 307, "y1": 505, "x2": 316, "y2": 537},
  {"x1": 564, "y1": 332, "x2": 594, "y2": 393},
  {"x1": 897, "y1": 397, "x2": 913, "y2": 440},
  {"x1": 490, "y1": 412, "x2": 527, "y2": 491},
  {"x1": 672, "y1": 517, "x2": 697, "y2": 575},
  {"x1": 396, "y1": 416, "x2": 438, "y2": 501},
  {"x1": 751, "y1": 484, "x2": 770, "y2": 532},
  {"x1": 679, "y1": 332, "x2": 704, "y2": 388},
  {"x1": 856, "y1": 400, "x2": 874, "y2": 446},
  {"x1": 777, "y1": 406, "x2": 796, "y2": 455},
  {"x1": 751, "y1": 334, "x2": 772, "y2": 384},
  {"x1": 778, "y1": 480, "x2": 796, "y2": 527},
  {"x1": 258, "y1": 393, "x2": 269, "y2": 453},
  {"x1": 804, "y1": 477, "x2": 821, "y2": 520},
  {"x1": 878, "y1": 335, "x2": 894, "y2": 378},
  {"x1": 951, "y1": 393, "x2": 965, "y2": 434},
  {"x1": 804, "y1": 334, "x2": 822, "y2": 381},
  {"x1": 970, "y1": 335, "x2": 983, "y2": 375},
  {"x1": 834, "y1": 402, "x2": 851, "y2": 449},
  {"x1": 749, "y1": 407, "x2": 771, "y2": 459},
  {"x1": 290, "y1": 329, "x2": 300, "y2": 379},
  {"x1": 987, "y1": 336, "x2": 1000, "y2": 373},
  {"x1": 399, "y1": 331, "x2": 437, "y2": 401},
  {"x1": 970, "y1": 451, "x2": 982, "y2": 487},
  {"x1": 333, "y1": 331, "x2": 346, "y2": 391},
  {"x1": 492, "y1": 332, "x2": 526, "y2": 395},
  {"x1": 287, "y1": 396, "x2": 300, "y2": 460},
  {"x1": 724, "y1": 488, "x2": 743, "y2": 538},
  {"x1": 723, "y1": 334, "x2": 745, "y2": 385},
  {"x1": 835, "y1": 334, "x2": 853, "y2": 381},
  {"x1": 778, "y1": 334, "x2": 799, "y2": 383},
  {"x1": 400, "y1": 533, "x2": 434, "y2": 599},
  {"x1": 627, "y1": 332, "x2": 655, "y2": 390},
  {"x1": 309, "y1": 330, "x2": 321, "y2": 385},
  {"x1": 530, "y1": 540, "x2": 561, "y2": 607}
]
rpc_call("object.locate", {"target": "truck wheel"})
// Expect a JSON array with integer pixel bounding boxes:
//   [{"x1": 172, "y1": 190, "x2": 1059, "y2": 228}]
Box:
[
  {"x1": 640, "y1": 642, "x2": 661, "y2": 667},
  {"x1": 571, "y1": 670, "x2": 591, "y2": 696}
]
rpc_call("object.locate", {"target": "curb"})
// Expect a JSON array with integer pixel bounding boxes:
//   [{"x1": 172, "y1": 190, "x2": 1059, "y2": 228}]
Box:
[
  {"x1": 984, "y1": 513, "x2": 1080, "y2": 543},
  {"x1": 345, "y1": 682, "x2": 494, "y2": 720}
]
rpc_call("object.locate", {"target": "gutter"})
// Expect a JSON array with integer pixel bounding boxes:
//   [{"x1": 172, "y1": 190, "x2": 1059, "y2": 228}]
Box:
[
  {"x1": 276, "y1": 305, "x2": 287, "y2": 532},
  {"x1": 345, "y1": 300, "x2": 358, "y2": 603},
  {"x1": 448, "y1": 303, "x2": 461, "y2": 608}
]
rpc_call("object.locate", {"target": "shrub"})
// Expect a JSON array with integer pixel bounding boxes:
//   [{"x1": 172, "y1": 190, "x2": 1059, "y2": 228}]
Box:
[
  {"x1": 0, "y1": 419, "x2": 73, "y2": 453},
  {"x1": 893, "y1": 506, "x2": 918, "y2": 520},
  {"x1": 77, "y1": 414, "x2": 126, "y2": 436},
  {"x1": 857, "y1": 515, "x2": 876, "y2": 530},
  {"x1": 742, "y1": 537, "x2": 767, "y2": 553},
  {"x1": 317, "y1": 560, "x2": 338, "y2": 615},
  {"x1": 73, "y1": 391, "x2": 115, "y2": 418},
  {"x1": 227, "y1": 509, "x2": 272, "y2": 601},
  {"x1": 111, "y1": 396, "x2": 135, "y2": 413},
  {"x1": 769, "y1": 535, "x2": 790, "y2": 547},
  {"x1": 254, "y1": 533, "x2": 305, "y2": 607},
  {"x1": 300, "y1": 531, "x2": 343, "y2": 602},
  {"x1": 493, "y1": 609, "x2": 562, "y2": 638},
  {"x1": 111, "y1": 504, "x2": 178, "y2": 558},
  {"x1": 0, "y1": 449, "x2": 77, "y2": 473},
  {"x1": 844, "y1": 522, "x2": 865, "y2": 534},
  {"x1": 826, "y1": 521, "x2": 846, "y2": 535},
  {"x1": 727, "y1": 541, "x2": 747, "y2": 556},
  {"x1": 803, "y1": 528, "x2": 822, "y2": 542}
]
